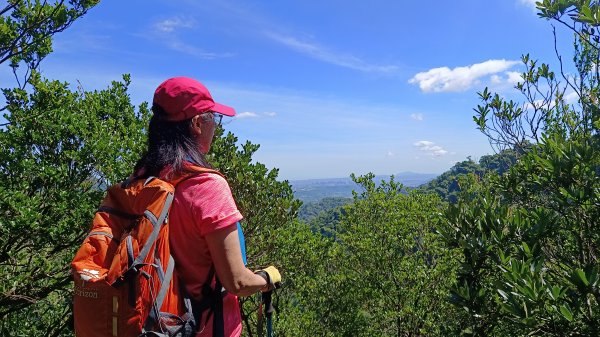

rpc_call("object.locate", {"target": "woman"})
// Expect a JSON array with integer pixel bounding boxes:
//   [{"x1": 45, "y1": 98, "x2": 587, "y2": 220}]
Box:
[{"x1": 134, "y1": 77, "x2": 280, "y2": 337}]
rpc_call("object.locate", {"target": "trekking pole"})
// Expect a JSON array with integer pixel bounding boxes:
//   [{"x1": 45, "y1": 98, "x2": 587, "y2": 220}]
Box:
[
  {"x1": 257, "y1": 292, "x2": 264, "y2": 337},
  {"x1": 257, "y1": 290, "x2": 275, "y2": 337},
  {"x1": 264, "y1": 290, "x2": 274, "y2": 337}
]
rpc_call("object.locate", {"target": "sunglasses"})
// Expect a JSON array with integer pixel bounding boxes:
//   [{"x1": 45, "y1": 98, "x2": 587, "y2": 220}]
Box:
[{"x1": 211, "y1": 113, "x2": 223, "y2": 126}]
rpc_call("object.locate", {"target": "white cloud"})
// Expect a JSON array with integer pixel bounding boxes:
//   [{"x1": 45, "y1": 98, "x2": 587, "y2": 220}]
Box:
[
  {"x1": 410, "y1": 113, "x2": 424, "y2": 121},
  {"x1": 167, "y1": 40, "x2": 234, "y2": 59},
  {"x1": 564, "y1": 91, "x2": 579, "y2": 104},
  {"x1": 387, "y1": 151, "x2": 395, "y2": 157},
  {"x1": 409, "y1": 59, "x2": 520, "y2": 92},
  {"x1": 524, "y1": 99, "x2": 545, "y2": 110},
  {"x1": 150, "y1": 17, "x2": 232, "y2": 59},
  {"x1": 154, "y1": 17, "x2": 196, "y2": 33},
  {"x1": 264, "y1": 32, "x2": 400, "y2": 74},
  {"x1": 518, "y1": 0, "x2": 537, "y2": 9},
  {"x1": 506, "y1": 71, "x2": 523, "y2": 85},
  {"x1": 236, "y1": 111, "x2": 259, "y2": 119},
  {"x1": 235, "y1": 111, "x2": 278, "y2": 119},
  {"x1": 524, "y1": 91, "x2": 579, "y2": 111},
  {"x1": 489, "y1": 71, "x2": 523, "y2": 89},
  {"x1": 414, "y1": 140, "x2": 449, "y2": 156}
]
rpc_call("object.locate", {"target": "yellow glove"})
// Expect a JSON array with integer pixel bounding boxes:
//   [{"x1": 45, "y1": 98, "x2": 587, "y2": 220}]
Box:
[{"x1": 255, "y1": 266, "x2": 282, "y2": 291}]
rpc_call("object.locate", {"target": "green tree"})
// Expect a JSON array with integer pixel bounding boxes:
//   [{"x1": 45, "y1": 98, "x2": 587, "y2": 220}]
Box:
[
  {"x1": 420, "y1": 158, "x2": 483, "y2": 203},
  {"x1": 260, "y1": 175, "x2": 462, "y2": 337},
  {"x1": 1, "y1": 0, "x2": 98, "y2": 90},
  {"x1": 270, "y1": 219, "x2": 351, "y2": 337},
  {"x1": 297, "y1": 196, "x2": 352, "y2": 224},
  {"x1": 440, "y1": 175, "x2": 522, "y2": 336},
  {"x1": 335, "y1": 174, "x2": 460, "y2": 336},
  {"x1": 0, "y1": 74, "x2": 150, "y2": 336},
  {"x1": 420, "y1": 149, "x2": 519, "y2": 204},
  {"x1": 444, "y1": 1, "x2": 600, "y2": 335}
]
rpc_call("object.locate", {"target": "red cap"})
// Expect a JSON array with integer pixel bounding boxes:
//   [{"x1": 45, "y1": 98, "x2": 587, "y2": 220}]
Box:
[{"x1": 153, "y1": 77, "x2": 236, "y2": 121}]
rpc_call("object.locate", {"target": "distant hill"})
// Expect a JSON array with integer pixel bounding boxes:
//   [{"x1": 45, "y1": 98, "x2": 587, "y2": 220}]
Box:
[
  {"x1": 291, "y1": 172, "x2": 438, "y2": 203},
  {"x1": 296, "y1": 150, "x2": 520, "y2": 226},
  {"x1": 419, "y1": 149, "x2": 519, "y2": 203}
]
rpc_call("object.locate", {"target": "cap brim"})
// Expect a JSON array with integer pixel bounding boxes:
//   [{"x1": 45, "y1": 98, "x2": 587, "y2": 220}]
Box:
[{"x1": 213, "y1": 102, "x2": 236, "y2": 117}]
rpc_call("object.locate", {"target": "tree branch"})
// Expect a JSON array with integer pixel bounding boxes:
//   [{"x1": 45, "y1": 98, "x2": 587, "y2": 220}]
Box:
[{"x1": 0, "y1": 2, "x2": 18, "y2": 17}]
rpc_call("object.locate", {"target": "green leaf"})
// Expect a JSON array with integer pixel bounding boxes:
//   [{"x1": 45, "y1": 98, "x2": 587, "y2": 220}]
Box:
[
  {"x1": 549, "y1": 286, "x2": 562, "y2": 300},
  {"x1": 576, "y1": 269, "x2": 589, "y2": 286},
  {"x1": 559, "y1": 305, "x2": 574, "y2": 321}
]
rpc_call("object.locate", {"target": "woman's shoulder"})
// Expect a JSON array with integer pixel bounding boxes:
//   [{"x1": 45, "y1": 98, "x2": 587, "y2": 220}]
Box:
[
  {"x1": 179, "y1": 171, "x2": 230, "y2": 192},
  {"x1": 176, "y1": 172, "x2": 238, "y2": 215}
]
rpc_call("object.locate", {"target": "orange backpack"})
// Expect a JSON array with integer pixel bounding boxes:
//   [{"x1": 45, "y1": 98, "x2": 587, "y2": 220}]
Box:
[{"x1": 72, "y1": 167, "x2": 222, "y2": 337}]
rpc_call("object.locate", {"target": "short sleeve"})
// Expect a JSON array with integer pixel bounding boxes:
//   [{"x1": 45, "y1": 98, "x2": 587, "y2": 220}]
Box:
[{"x1": 177, "y1": 173, "x2": 243, "y2": 236}]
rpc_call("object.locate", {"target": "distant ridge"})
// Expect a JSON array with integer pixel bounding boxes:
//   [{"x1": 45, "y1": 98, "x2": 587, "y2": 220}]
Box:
[{"x1": 290, "y1": 172, "x2": 438, "y2": 203}]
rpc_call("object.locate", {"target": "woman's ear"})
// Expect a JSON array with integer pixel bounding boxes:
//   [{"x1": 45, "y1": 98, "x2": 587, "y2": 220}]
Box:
[{"x1": 190, "y1": 114, "x2": 203, "y2": 136}]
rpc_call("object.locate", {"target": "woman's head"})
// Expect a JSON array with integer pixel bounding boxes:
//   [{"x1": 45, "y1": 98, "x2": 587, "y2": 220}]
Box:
[
  {"x1": 152, "y1": 76, "x2": 235, "y2": 121},
  {"x1": 135, "y1": 77, "x2": 236, "y2": 177}
]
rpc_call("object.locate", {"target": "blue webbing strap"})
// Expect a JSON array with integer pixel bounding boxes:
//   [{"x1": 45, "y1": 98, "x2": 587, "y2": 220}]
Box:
[{"x1": 237, "y1": 222, "x2": 247, "y2": 265}]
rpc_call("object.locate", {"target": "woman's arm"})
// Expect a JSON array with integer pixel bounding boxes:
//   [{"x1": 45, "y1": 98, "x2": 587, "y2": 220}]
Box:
[{"x1": 205, "y1": 224, "x2": 267, "y2": 297}]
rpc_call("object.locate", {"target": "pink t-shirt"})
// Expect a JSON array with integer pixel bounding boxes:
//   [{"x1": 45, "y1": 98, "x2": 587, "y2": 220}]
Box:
[{"x1": 168, "y1": 172, "x2": 244, "y2": 337}]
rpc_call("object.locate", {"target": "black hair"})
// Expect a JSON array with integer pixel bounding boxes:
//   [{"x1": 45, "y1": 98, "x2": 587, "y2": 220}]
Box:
[{"x1": 134, "y1": 104, "x2": 211, "y2": 179}]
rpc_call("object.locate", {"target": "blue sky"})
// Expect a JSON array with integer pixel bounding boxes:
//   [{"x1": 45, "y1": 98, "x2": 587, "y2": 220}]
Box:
[{"x1": 1, "y1": 0, "x2": 577, "y2": 180}]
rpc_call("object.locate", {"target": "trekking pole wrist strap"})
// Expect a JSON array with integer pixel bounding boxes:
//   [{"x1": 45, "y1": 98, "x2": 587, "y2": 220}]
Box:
[{"x1": 255, "y1": 271, "x2": 270, "y2": 291}]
